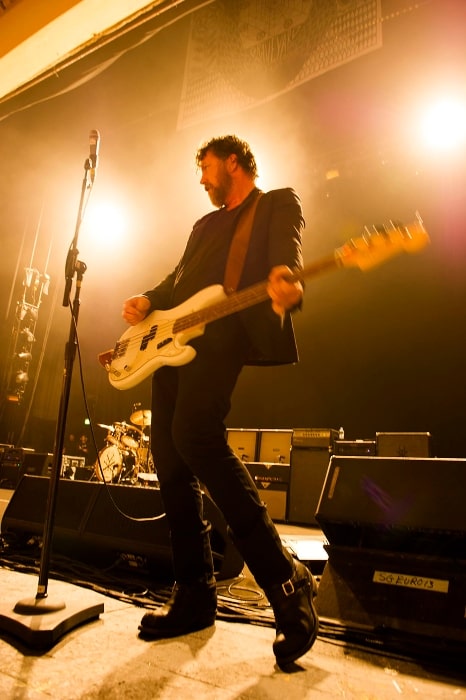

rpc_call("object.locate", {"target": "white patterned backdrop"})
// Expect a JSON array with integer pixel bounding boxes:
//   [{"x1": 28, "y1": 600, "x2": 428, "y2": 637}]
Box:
[{"x1": 177, "y1": 0, "x2": 382, "y2": 129}]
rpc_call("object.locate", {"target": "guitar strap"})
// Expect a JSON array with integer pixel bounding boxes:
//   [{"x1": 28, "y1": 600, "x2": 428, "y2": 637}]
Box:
[{"x1": 223, "y1": 189, "x2": 263, "y2": 295}]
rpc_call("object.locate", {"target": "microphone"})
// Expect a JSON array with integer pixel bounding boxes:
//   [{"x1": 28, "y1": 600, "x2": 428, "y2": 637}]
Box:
[{"x1": 89, "y1": 129, "x2": 100, "y2": 183}]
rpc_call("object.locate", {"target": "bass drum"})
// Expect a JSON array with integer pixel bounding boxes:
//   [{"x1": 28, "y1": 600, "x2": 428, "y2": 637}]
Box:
[{"x1": 94, "y1": 444, "x2": 123, "y2": 483}]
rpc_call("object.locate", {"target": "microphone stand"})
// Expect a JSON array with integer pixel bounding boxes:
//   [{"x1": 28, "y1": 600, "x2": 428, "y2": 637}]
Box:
[{"x1": 0, "y1": 146, "x2": 104, "y2": 649}]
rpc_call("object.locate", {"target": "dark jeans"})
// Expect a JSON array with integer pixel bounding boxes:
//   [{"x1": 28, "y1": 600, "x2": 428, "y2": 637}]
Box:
[{"x1": 150, "y1": 315, "x2": 292, "y2": 586}]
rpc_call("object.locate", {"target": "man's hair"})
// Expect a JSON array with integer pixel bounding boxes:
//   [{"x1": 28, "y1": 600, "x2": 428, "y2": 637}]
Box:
[{"x1": 195, "y1": 135, "x2": 258, "y2": 179}]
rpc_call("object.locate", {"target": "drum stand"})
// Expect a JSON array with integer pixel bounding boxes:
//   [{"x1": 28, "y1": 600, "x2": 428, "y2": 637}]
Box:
[
  {"x1": 120, "y1": 431, "x2": 153, "y2": 485},
  {"x1": 129, "y1": 408, "x2": 155, "y2": 483},
  {"x1": 0, "y1": 139, "x2": 104, "y2": 648}
]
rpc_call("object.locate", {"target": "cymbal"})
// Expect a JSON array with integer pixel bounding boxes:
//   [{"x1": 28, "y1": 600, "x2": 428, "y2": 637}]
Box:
[
  {"x1": 130, "y1": 409, "x2": 151, "y2": 426},
  {"x1": 98, "y1": 423, "x2": 114, "y2": 432}
]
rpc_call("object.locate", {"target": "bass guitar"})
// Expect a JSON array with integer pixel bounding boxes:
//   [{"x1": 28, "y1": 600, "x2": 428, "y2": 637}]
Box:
[{"x1": 98, "y1": 217, "x2": 429, "y2": 390}]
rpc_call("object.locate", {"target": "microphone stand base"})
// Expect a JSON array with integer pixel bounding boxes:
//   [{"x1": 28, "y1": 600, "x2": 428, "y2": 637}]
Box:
[
  {"x1": 0, "y1": 596, "x2": 104, "y2": 650},
  {"x1": 14, "y1": 597, "x2": 66, "y2": 614}
]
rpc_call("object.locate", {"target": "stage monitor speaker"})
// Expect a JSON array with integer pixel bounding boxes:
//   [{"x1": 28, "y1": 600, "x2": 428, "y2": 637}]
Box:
[
  {"x1": 315, "y1": 456, "x2": 466, "y2": 649},
  {"x1": 1, "y1": 475, "x2": 244, "y2": 581},
  {"x1": 288, "y1": 448, "x2": 330, "y2": 526},
  {"x1": 316, "y1": 455, "x2": 466, "y2": 556}
]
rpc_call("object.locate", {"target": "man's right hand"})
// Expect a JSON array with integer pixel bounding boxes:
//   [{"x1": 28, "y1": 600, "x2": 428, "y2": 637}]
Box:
[{"x1": 122, "y1": 295, "x2": 151, "y2": 325}]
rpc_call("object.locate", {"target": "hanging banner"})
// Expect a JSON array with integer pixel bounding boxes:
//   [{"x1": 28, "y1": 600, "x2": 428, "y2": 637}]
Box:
[{"x1": 177, "y1": 0, "x2": 382, "y2": 129}]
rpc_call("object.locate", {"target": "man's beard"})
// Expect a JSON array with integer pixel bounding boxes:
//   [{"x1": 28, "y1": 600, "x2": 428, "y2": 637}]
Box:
[{"x1": 207, "y1": 169, "x2": 233, "y2": 208}]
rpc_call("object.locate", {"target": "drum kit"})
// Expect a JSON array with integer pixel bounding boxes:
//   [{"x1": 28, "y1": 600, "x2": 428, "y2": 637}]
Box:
[{"x1": 94, "y1": 408, "x2": 155, "y2": 484}]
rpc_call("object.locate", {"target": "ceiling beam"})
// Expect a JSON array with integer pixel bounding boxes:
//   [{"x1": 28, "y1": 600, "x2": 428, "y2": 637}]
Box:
[{"x1": 0, "y1": 0, "x2": 170, "y2": 101}]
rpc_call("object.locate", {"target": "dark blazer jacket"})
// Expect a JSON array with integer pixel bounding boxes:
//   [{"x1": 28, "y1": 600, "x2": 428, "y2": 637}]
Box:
[
  {"x1": 236, "y1": 187, "x2": 304, "y2": 366},
  {"x1": 143, "y1": 187, "x2": 304, "y2": 367}
]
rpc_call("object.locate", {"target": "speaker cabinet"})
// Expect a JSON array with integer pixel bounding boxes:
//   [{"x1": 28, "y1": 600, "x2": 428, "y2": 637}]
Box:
[
  {"x1": 226, "y1": 429, "x2": 258, "y2": 463},
  {"x1": 288, "y1": 448, "x2": 331, "y2": 526},
  {"x1": 316, "y1": 545, "x2": 466, "y2": 647},
  {"x1": 1, "y1": 475, "x2": 243, "y2": 581},
  {"x1": 257, "y1": 430, "x2": 293, "y2": 464},
  {"x1": 0, "y1": 450, "x2": 52, "y2": 488},
  {"x1": 245, "y1": 462, "x2": 289, "y2": 521},
  {"x1": 376, "y1": 432, "x2": 431, "y2": 457},
  {"x1": 315, "y1": 456, "x2": 466, "y2": 648}
]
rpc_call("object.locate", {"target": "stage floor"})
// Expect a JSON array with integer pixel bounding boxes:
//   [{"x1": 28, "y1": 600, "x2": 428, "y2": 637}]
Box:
[{"x1": 0, "y1": 488, "x2": 465, "y2": 699}]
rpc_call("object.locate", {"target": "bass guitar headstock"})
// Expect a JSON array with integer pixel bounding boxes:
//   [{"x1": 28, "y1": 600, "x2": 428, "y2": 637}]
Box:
[{"x1": 336, "y1": 213, "x2": 430, "y2": 271}]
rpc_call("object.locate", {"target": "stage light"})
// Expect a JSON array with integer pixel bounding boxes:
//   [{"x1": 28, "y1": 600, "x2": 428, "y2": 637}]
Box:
[
  {"x1": 15, "y1": 371, "x2": 29, "y2": 384},
  {"x1": 24, "y1": 268, "x2": 34, "y2": 287},
  {"x1": 418, "y1": 96, "x2": 466, "y2": 154},
  {"x1": 18, "y1": 303, "x2": 38, "y2": 322},
  {"x1": 41, "y1": 273, "x2": 51, "y2": 295},
  {"x1": 21, "y1": 328, "x2": 35, "y2": 343},
  {"x1": 16, "y1": 352, "x2": 32, "y2": 361},
  {"x1": 81, "y1": 199, "x2": 128, "y2": 254},
  {"x1": 325, "y1": 169, "x2": 340, "y2": 181}
]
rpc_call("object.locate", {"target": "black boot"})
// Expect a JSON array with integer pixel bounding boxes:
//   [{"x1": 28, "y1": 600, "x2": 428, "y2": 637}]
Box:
[
  {"x1": 139, "y1": 576, "x2": 217, "y2": 638},
  {"x1": 227, "y1": 508, "x2": 319, "y2": 666},
  {"x1": 265, "y1": 559, "x2": 319, "y2": 668}
]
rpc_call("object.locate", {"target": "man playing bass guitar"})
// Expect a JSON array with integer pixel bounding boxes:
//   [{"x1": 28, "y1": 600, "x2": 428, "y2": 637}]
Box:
[{"x1": 122, "y1": 135, "x2": 318, "y2": 668}]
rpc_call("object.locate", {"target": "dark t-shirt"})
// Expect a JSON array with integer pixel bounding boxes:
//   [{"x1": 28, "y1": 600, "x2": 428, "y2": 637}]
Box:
[{"x1": 171, "y1": 205, "x2": 241, "y2": 305}]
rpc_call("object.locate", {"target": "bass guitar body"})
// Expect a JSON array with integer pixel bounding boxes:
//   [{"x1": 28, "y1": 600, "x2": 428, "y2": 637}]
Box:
[{"x1": 102, "y1": 285, "x2": 228, "y2": 389}]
